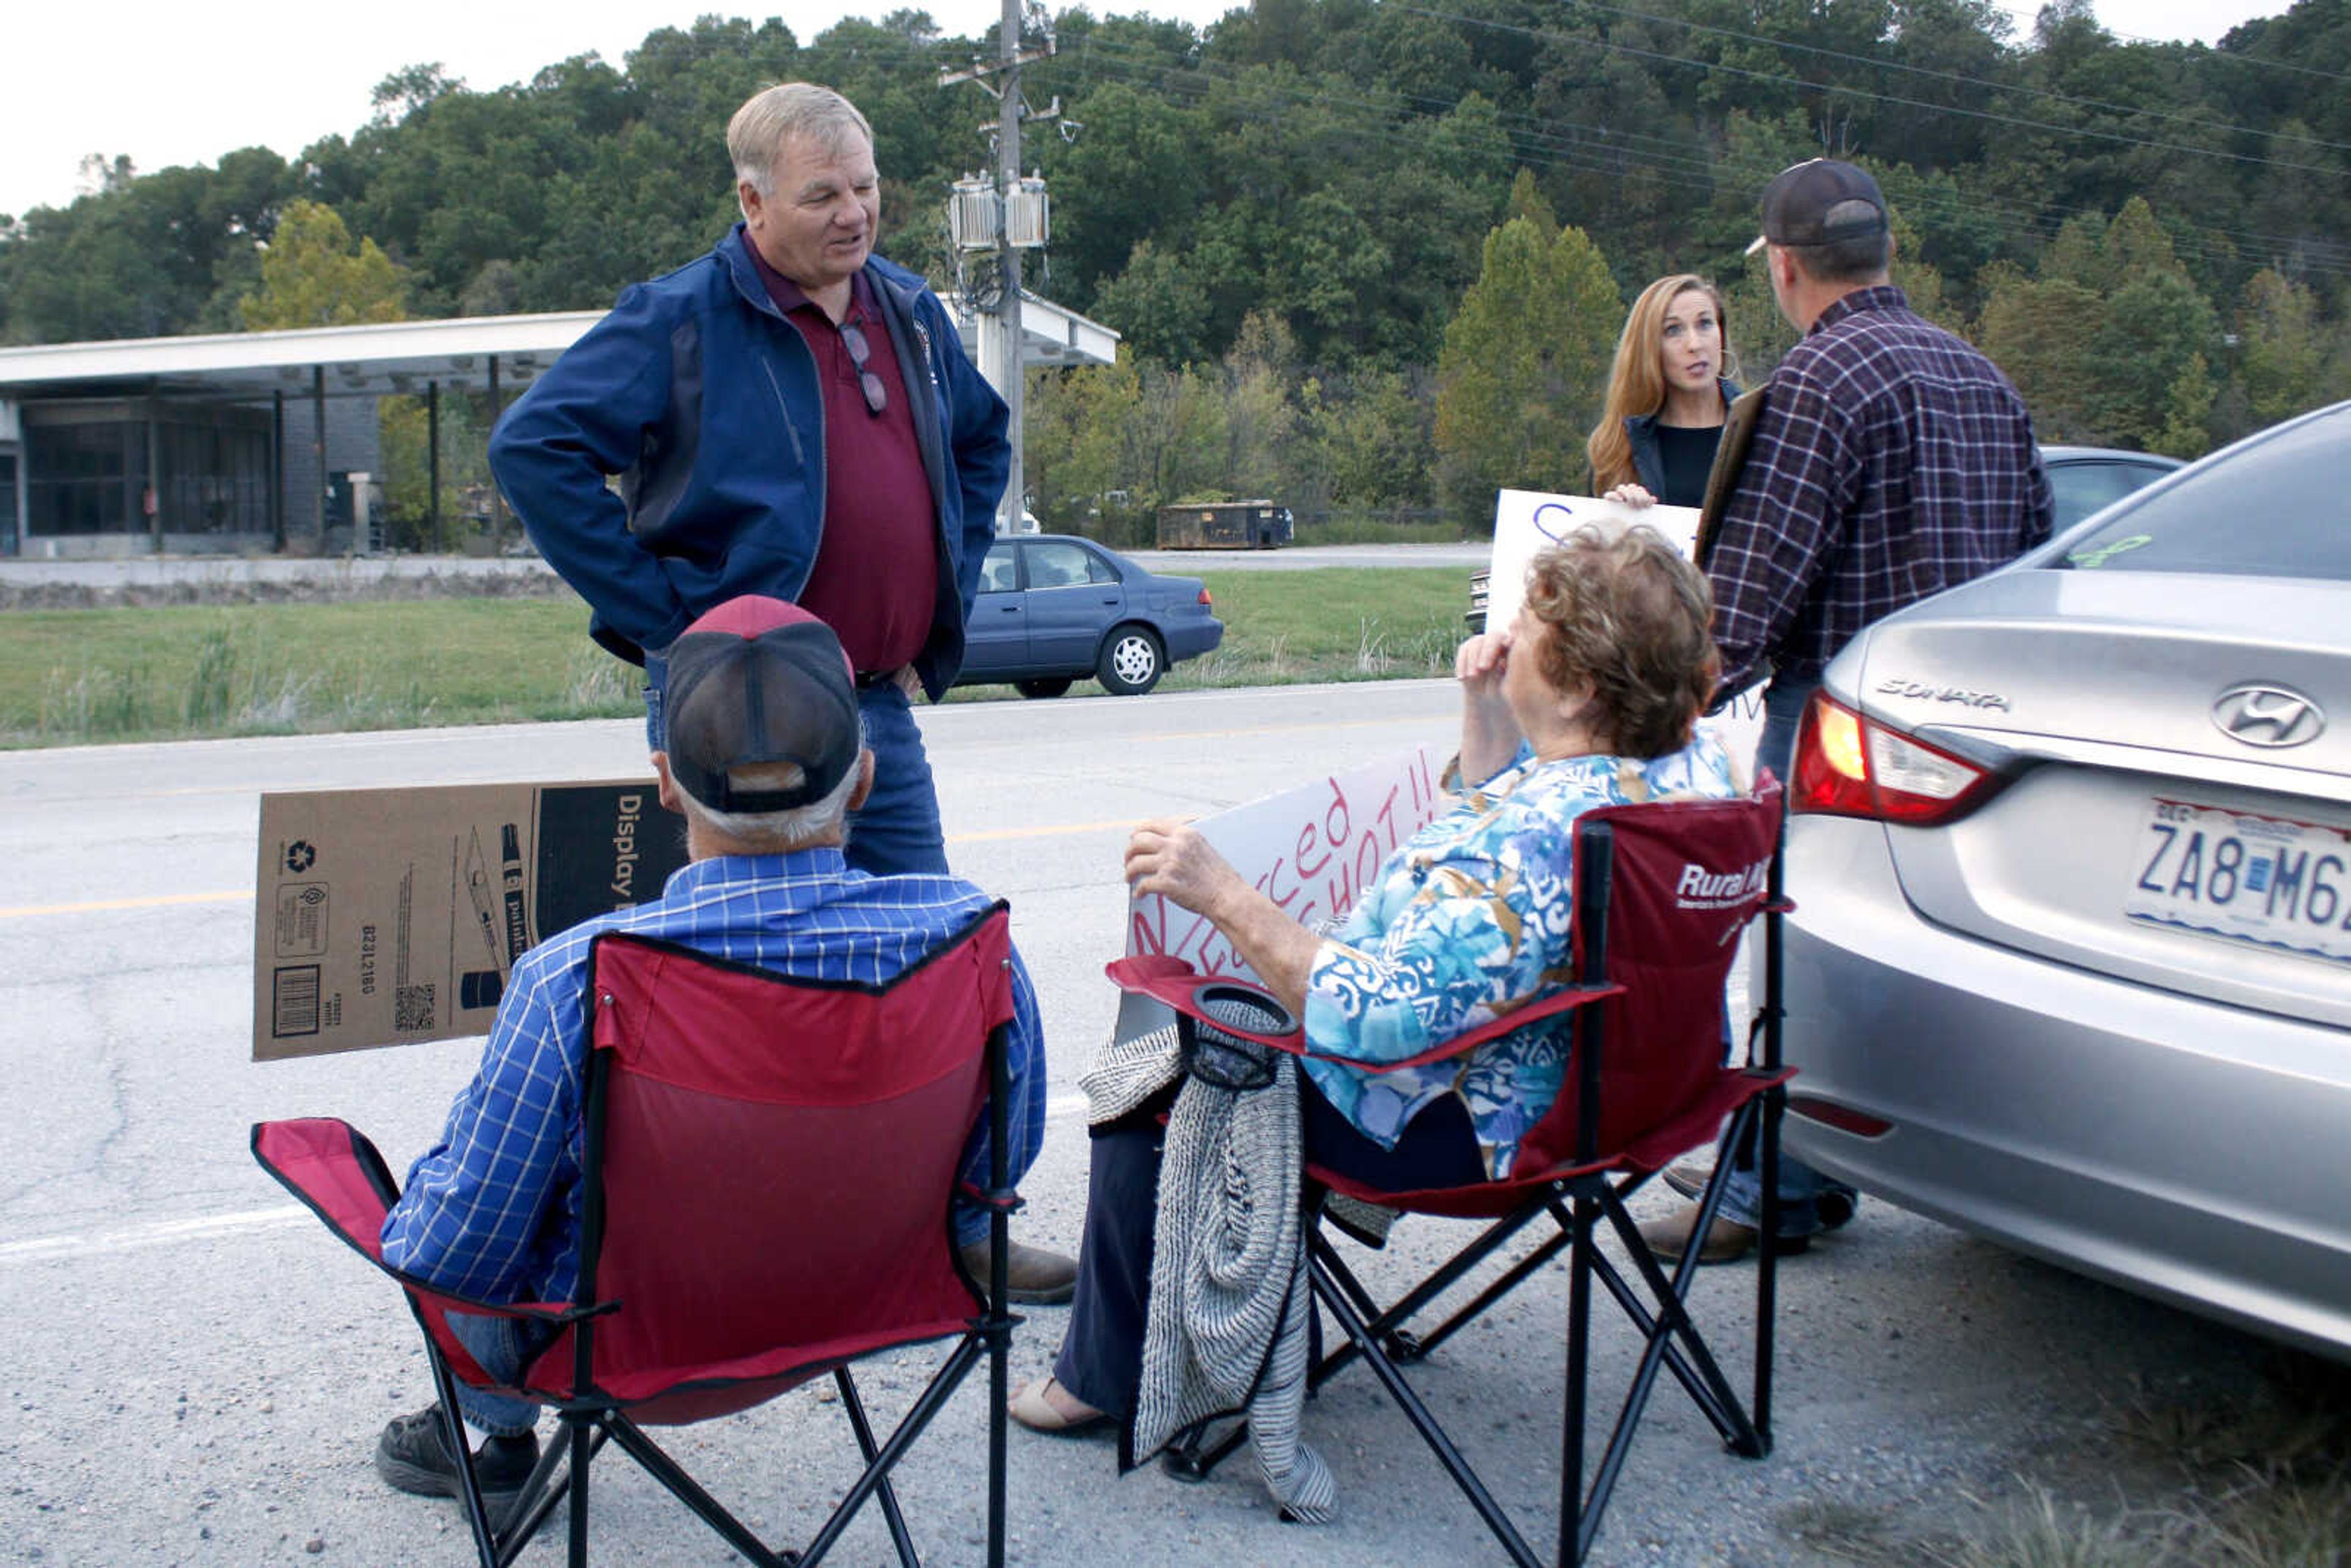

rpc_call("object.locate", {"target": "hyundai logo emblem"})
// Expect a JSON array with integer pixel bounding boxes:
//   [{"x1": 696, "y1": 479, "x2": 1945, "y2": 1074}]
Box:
[{"x1": 2211, "y1": 683, "x2": 2325, "y2": 749}]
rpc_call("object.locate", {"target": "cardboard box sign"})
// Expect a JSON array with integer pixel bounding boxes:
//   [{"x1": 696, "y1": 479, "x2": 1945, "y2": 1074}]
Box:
[
  {"x1": 253, "y1": 780, "x2": 689, "y2": 1060},
  {"x1": 1114, "y1": 746, "x2": 1445, "y2": 1047}
]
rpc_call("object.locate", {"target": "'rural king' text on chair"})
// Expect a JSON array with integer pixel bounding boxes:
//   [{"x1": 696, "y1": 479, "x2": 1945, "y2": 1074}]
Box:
[
  {"x1": 1117, "y1": 784, "x2": 1793, "y2": 1566},
  {"x1": 252, "y1": 903, "x2": 1023, "y2": 1568}
]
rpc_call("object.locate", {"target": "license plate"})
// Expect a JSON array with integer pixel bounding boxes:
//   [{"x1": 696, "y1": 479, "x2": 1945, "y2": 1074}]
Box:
[{"x1": 2125, "y1": 797, "x2": 2351, "y2": 967}]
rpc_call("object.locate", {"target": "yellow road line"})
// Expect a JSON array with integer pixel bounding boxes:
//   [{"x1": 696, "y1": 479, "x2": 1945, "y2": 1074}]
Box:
[
  {"x1": 1, "y1": 817, "x2": 1149, "y2": 920},
  {"x1": 1, "y1": 890, "x2": 249, "y2": 920}
]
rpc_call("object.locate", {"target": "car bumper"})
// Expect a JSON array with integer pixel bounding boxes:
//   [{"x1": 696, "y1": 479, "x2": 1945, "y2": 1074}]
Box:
[
  {"x1": 1777, "y1": 816, "x2": 2351, "y2": 1360},
  {"x1": 1163, "y1": 617, "x2": 1224, "y2": 662}
]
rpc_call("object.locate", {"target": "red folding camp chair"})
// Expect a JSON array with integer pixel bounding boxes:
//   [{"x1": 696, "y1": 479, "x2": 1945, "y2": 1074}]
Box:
[
  {"x1": 252, "y1": 903, "x2": 1023, "y2": 1568},
  {"x1": 1116, "y1": 784, "x2": 1794, "y2": 1566}
]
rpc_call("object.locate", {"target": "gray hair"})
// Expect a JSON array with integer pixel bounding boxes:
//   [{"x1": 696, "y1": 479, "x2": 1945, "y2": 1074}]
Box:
[
  {"x1": 674, "y1": 717, "x2": 868, "y2": 852},
  {"x1": 728, "y1": 83, "x2": 874, "y2": 198}
]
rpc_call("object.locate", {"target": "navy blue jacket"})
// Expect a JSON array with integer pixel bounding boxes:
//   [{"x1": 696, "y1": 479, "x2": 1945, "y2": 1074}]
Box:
[
  {"x1": 489, "y1": 227, "x2": 1010, "y2": 698},
  {"x1": 1621, "y1": 378, "x2": 1741, "y2": 503}
]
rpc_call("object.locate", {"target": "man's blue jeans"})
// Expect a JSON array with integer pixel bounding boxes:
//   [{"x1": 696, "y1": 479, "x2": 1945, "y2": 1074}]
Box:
[
  {"x1": 644, "y1": 658, "x2": 949, "y2": 880},
  {"x1": 447, "y1": 1312, "x2": 553, "y2": 1436},
  {"x1": 1716, "y1": 678, "x2": 1859, "y2": 1238}
]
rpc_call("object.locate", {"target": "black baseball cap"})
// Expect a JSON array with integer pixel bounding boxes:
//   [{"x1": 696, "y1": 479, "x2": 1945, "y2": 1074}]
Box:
[
  {"x1": 1746, "y1": 159, "x2": 1889, "y2": 257},
  {"x1": 661, "y1": 596, "x2": 861, "y2": 814}
]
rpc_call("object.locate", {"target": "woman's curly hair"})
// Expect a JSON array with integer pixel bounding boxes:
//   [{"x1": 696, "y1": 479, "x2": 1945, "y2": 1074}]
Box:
[{"x1": 1521, "y1": 524, "x2": 1719, "y2": 760}]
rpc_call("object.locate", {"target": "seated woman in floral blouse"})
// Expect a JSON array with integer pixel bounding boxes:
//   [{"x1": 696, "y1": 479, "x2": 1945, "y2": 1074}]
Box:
[{"x1": 1013, "y1": 523, "x2": 1736, "y2": 1435}]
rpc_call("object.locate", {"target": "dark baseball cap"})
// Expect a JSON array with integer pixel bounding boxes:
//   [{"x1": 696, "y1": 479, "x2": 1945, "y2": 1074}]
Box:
[
  {"x1": 1745, "y1": 159, "x2": 1888, "y2": 257},
  {"x1": 661, "y1": 596, "x2": 861, "y2": 814}
]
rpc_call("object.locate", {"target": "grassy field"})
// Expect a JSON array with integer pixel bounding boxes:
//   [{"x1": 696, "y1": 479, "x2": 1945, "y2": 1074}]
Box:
[{"x1": 0, "y1": 568, "x2": 1472, "y2": 748}]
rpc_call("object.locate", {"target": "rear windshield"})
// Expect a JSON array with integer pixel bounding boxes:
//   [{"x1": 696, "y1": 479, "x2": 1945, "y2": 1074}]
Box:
[{"x1": 2060, "y1": 409, "x2": 2351, "y2": 581}]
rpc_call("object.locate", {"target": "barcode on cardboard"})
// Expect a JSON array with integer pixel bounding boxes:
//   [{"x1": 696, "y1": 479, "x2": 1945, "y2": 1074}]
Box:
[
  {"x1": 272, "y1": 966, "x2": 322, "y2": 1037},
  {"x1": 394, "y1": 984, "x2": 437, "y2": 1033}
]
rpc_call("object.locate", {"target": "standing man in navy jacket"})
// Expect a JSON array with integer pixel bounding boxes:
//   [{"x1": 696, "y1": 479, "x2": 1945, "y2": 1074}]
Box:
[{"x1": 491, "y1": 81, "x2": 1010, "y2": 882}]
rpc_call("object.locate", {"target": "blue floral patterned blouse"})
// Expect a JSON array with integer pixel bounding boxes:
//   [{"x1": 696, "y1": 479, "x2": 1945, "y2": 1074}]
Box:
[{"x1": 1300, "y1": 733, "x2": 1736, "y2": 1178}]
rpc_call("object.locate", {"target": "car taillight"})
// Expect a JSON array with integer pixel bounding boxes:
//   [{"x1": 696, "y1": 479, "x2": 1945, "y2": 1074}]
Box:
[
  {"x1": 1197, "y1": 588, "x2": 1213, "y2": 606},
  {"x1": 1791, "y1": 692, "x2": 1998, "y2": 824}
]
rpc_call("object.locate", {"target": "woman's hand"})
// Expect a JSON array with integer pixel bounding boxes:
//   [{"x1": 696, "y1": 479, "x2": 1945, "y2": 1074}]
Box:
[
  {"x1": 1455, "y1": 627, "x2": 1524, "y2": 786},
  {"x1": 1602, "y1": 483, "x2": 1657, "y2": 508},
  {"x1": 1125, "y1": 818, "x2": 1245, "y2": 917},
  {"x1": 1126, "y1": 817, "x2": 1318, "y2": 1013},
  {"x1": 1454, "y1": 628, "x2": 1512, "y2": 697}
]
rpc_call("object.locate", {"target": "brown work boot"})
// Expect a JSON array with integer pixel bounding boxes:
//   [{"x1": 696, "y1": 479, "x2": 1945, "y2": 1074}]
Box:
[
  {"x1": 1636, "y1": 1202, "x2": 1807, "y2": 1266},
  {"x1": 959, "y1": 1237, "x2": 1079, "y2": 1305}
]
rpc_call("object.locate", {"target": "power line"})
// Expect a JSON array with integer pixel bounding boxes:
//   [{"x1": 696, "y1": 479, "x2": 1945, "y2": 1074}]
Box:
[
  {"x1": 1979, "y1": 0, "x2": 2351, "y2": 87},
  {"x1": 1394, "y1": 2, "x2": 2349, "y2": 178},
  {"x1": 1477, "y1": 0, "x2": 2351, "y2": 157},
  {"x1": 1060, "y1": 33, "x2": 2351, "y2": 277}
]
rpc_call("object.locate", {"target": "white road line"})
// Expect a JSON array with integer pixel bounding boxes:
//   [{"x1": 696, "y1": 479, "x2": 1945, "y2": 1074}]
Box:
[
  {"x1": 4, "y1": 1098, "x2": 1097, "y2": 1266},
  {"x1": 0, "y1": 1204, "x2": 313, "y2": 1264}
]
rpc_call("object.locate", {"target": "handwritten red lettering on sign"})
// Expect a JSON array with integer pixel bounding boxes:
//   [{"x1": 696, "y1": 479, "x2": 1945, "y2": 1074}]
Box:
[{"x1": 1125, "y1": 748, "x2": 1443, "y2": 985}]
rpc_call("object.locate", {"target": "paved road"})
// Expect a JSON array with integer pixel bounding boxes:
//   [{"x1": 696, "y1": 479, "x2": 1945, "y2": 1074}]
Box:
[
  {"x1": 0, "y1": 684, "x2": 2283, "y2": 1565},
  {"x1": 0, "y1": 541, "x2": 1488, "y2": 595}
]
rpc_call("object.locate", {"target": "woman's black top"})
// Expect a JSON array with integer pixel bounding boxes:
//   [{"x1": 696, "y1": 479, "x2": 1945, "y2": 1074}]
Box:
[
  {"x1": 1620, "y1": 377, "x2": 1740, "y2": 508},
  {"x1": 1651, "y1": 423, "x2": 1721, "y2": 509}
]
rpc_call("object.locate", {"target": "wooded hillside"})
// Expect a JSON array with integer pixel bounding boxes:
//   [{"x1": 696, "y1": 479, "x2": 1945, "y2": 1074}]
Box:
[{"x1": 6, "y1": 0, "x2": 2346, "y2": 536}]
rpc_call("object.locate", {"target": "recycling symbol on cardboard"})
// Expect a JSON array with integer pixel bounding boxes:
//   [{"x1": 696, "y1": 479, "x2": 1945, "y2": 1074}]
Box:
[{"x1": 285, "y1": 841, "x2": 317, "y2": 873}]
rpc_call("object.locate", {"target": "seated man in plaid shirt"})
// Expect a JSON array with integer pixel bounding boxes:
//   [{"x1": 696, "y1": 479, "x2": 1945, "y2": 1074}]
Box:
[
  {"x1": 369, "y1": 596, "x2": 1070, "y2": 1511},
  {"x1": 1643, "y1": 159, "x2": 2054, "y2": 1268}
]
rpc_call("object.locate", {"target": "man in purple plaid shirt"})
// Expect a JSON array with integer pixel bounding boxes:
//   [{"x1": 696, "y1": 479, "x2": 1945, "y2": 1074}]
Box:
[{"x1": 1643, "y1": 160, "x2": 2053, "y2": 1267}]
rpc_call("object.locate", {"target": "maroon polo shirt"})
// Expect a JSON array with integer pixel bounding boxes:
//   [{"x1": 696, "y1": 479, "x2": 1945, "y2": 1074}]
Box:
[{"x1": 743, "y1": 234, "x2": 939, "y2": 677}]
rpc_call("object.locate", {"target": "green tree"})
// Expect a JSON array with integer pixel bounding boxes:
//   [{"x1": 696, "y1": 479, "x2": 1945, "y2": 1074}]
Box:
[
  {"x1": 2232, "y1": 269, "x2": 2332, "y2": 429},
  {"x1": 239, "y1": 200, "x2": 407, "y2": 329},
  {"x1": 1974, "y1": 264, "x2": 2107, "y2": 443},
  {"x1": 1299, "y1": 367, "x2": 1435, "y2": 515},
  {"x1": 1023, "y1": 352, "x2": 1145, "y2": 533},
  {"x1": 1433, "y1": 205, "x2": 1622, "y2": 530},
  {"x1": 2153, "y1": 350, "x2": 2215, "y2": 459}
]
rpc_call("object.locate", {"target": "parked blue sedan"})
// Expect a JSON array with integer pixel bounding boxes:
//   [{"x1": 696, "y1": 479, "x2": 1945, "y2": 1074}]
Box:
[{"x1": 958, "y1": 533, "x2": 1224, "y2": 697}]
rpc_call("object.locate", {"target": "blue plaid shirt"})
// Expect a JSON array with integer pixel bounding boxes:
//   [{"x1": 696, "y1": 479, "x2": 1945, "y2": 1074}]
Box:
[
  {"x1": 380, "y1": 850, "x2": 1046, "y2": 1304},
  {"x1": 1708, "y1": 285, "x2": 2053, "y2": 699}
]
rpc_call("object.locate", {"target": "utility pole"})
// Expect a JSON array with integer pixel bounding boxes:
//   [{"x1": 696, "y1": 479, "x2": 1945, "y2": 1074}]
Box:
[
  {"x1": 940, "y1": 4, "x2": 1057, "y2": 532},
  {"x1": 997, "y1": 0, "x2": 1025, "y2": 535}
]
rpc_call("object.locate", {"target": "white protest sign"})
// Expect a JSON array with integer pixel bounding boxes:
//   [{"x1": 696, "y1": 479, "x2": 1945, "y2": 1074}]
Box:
[
  {"x1": 1114, "y1": 745, "x2": 1444, "y2": 1045},
  {"x1": 1487, "y1": 489, "x2": 1766, "y2": 788}
]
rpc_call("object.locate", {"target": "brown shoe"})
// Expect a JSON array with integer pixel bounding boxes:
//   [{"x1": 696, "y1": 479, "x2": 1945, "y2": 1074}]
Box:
[
  {"x1": 1007, "y1": 1375, "x2": 1110, "y2": 1435},
  {"x1": 1637, "y1": 1204, "x2": 1774, "y2": 1266},
  {"x1": 959, "y1": 1238, "x2": 1079, "y2": 1305}
]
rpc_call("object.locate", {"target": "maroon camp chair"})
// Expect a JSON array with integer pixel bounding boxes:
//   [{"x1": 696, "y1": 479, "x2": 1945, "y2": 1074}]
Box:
[
  {"x1": 252, "y1": 903, "x2": 1022, "y2": 1568},
  {"x1": 1116, "y1": 785, "x2": 1794, "y2": 1566}
]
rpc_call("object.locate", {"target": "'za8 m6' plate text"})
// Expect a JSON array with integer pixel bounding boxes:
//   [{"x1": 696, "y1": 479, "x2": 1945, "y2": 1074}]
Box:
[{"x1": 2125, "y1": 797, "x2": 2351, "y2": 967}]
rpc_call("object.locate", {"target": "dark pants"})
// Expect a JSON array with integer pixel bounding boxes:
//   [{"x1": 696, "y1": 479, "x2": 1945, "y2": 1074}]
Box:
[
  {"x1": 1718, "y1": 678, "x2": 1858, "y2": 1237},
  {"x1": 1052, "y1": 1082, "x2": 1485, "y2": 1422},
  {"x1": 645, "y1": 656, "x2": 949, "y2": 879},
  {"x1": 446, "y1": 1312, "x2": 557, "y2": 1436}
]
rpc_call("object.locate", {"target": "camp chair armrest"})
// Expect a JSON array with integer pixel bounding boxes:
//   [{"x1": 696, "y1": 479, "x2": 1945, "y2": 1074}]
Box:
[
  {"x1": 1325, "y1": 981, "x2": 1625, "y2": 1076},
  {"x1": 1109, "y1": 955, "x2": 1625, "y2": 1077},
  {"x1": 252, "y1": 1119, "x2": 612, "y2": 1328},
  {"x1": 250, "y1": 1116, "x2": 401, "y2": 1261}
]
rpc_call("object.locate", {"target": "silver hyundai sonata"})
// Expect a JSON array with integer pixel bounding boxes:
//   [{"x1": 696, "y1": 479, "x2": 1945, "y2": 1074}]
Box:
[{"x1": 1774, "y1": 400, "x2": 2351, "y2": 1359}]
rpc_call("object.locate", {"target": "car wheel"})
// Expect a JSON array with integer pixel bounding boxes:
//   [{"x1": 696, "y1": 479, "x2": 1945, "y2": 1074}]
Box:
[
  {"x1": 1015, "y1": 678, "x2": 1073, "y2": 699},
  {"x1": 1097, "y1": 626, "x2": 1164, "y2": 696}
]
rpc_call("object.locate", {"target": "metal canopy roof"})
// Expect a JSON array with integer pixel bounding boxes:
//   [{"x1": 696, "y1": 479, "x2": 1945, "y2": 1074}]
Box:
[{"x1": 0, "y1": 291, "x2": 1117, "y2": 402}]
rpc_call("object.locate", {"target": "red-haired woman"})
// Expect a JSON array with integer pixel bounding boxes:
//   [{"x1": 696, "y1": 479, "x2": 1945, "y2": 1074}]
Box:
[{"x1": 1588, "y1": 274, "x2": 1739, "y2": 509}]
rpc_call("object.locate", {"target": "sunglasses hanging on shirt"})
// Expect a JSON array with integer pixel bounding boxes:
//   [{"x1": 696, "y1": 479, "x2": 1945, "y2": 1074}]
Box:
[{"x1": 839, "y1": 321, "x2": 888, "y2": 417}]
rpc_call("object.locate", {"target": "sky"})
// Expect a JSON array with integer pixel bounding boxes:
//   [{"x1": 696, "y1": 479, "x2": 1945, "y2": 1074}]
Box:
[{"x1": 0, "y1": 0, "x2": 2297, "y2": 222}]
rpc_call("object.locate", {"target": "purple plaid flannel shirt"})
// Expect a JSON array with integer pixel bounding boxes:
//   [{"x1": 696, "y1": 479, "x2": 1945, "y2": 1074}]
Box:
[{"x1": 1706, "y1": 285, "x2": 2053, "y2": 700}]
